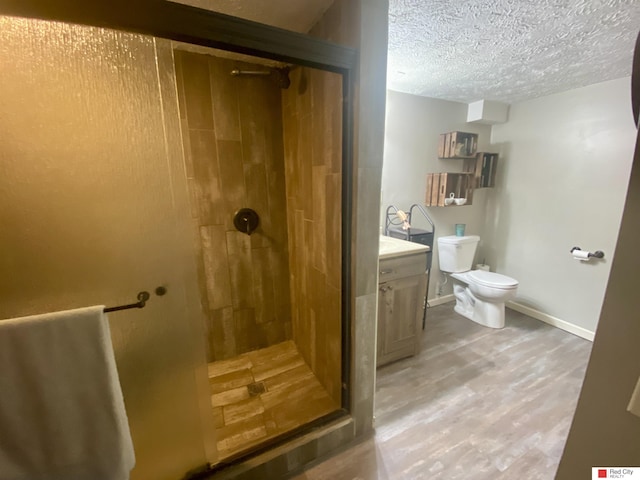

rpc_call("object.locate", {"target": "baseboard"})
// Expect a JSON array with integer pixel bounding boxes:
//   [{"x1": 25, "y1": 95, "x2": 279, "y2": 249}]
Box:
[
  {"x1": 428, "y1": 294, "x2": 455, "y2": 307},
  {"x1": 507, "y1": 301, "x2": 595, "y2": 341}
]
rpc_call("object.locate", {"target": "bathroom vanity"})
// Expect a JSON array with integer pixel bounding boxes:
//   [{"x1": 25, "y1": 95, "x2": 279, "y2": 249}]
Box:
[{"x1": 377, "y1": 236, "x2": 429, "y2": 367}]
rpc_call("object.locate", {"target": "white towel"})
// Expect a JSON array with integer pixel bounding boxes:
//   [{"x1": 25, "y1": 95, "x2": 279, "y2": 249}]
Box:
[{"x1": 0, "y1": 306, "x2": 135, "y2": 480}]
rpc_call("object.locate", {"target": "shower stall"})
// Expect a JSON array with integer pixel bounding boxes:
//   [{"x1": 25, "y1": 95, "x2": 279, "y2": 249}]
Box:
[{"x1": 174, "y1": 46, "x2": 345, "y2": 461}]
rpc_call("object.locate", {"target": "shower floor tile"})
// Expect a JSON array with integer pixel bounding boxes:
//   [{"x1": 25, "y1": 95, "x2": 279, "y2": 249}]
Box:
[{"x1": 208, "y1": 340, "x2": 339, "y2": 460}]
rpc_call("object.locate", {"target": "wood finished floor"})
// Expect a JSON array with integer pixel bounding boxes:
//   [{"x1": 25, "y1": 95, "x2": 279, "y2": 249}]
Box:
[
  {"x1": 209, "y1": 340, "x2": 339, "y2": 460},
  {"x1": 293, "y1": 304, "x2": 592, "y2": 480}
]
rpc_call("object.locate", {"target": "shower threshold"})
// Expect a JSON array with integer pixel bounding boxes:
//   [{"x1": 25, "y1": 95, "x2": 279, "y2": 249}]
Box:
[{"x1": 208, "y1": 340, "x2": 339, "y2": 460}]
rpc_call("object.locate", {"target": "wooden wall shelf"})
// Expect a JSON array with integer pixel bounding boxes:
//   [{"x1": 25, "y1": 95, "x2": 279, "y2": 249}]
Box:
[
  {"x1": 438, "y1": 131, "x2": 478, "y2": 159},
  {"x1": 425, "y1": 172, "x2": 474, "y2": 206},
  {"x1": 427, "y1": 133, "x2": 498, "y2": 207},
  {"x1": 463, "y1": 152, "x2": 498, "y2": 188}
]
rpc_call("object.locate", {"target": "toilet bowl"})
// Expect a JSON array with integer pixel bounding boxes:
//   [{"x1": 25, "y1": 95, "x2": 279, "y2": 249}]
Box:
[
  {"x1": 437, "y1": 235, "x2": 518, "y2": 329},
  {"x1": 450, "y1": 270, "x2": 518, "y2": 328}
]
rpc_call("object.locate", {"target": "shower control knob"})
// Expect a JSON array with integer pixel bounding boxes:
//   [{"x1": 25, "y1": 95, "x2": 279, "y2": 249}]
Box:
[{"x1": 233, "y1": 208, "x2": 260, "y2": 236}]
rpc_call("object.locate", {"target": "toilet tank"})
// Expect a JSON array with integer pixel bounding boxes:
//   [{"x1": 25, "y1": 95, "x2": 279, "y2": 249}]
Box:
[{"x1": 437, "y1": 235, "x2": 480, "y2": 273}]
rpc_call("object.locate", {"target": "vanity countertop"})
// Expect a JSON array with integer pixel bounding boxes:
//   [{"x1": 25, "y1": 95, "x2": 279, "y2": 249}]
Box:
[{"x1": 379, "y1": 234, "x2": 430, "y2": 260}]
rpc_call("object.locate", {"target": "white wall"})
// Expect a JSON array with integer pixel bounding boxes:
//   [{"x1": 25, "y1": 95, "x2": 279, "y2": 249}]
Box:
[
  {"x1": 557, "y1": 104, "x2": 640, "y2": 478},
  {"x1": 488, "y1": 77, "x2": 636, "y2": 334},
  {"x1": 381, "y1": 91, "x2": 492, "y2": 299}
]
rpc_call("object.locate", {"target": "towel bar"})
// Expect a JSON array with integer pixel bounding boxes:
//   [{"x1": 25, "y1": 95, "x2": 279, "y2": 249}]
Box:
[{"x1": 104, "y1": 287, "x2": 166, "y2": 313}]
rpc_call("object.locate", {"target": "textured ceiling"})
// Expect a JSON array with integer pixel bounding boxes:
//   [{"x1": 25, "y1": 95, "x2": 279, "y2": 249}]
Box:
[
  {"x1": 388, "y1": 0, "x2": 640, "y2": 103},
  {"x1": 173, "y1": 0, "x2": 640, "y2": 104}
]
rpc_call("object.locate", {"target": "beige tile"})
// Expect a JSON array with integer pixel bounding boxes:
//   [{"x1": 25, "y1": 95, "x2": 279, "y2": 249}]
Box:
[
  {"x1": 281, "y1": 130, "x2": 299, "y2": 210},
  {"x1": 242, "y1": 163, "x2": 269, "y2": 249},
  {"x1": 262, "y1": 409, "x2": 280, "y2": 437},
  {"x1": 269, "y1": 248, "x2": 292, "y2": 324},
  {"x1": 249, "y1": 249, "x2": 276, "y2": 326},
  {"x1": 208, "y1": 355, "x2": 253, "y2": 379},
  {"x1": 325, "y1": 173, "x2": 341, "y2": 290},
  {"x1": 311, "y1": 166, "x2": 327, "y2": 274},
  {"x1": 216, "y1": 414, "x2": 268, "y2": 456},
  {"x1": 265, "y1": 170, "x2": 288, "y2": 245},
  {"x1": 234, "y1": 308, "x2": 267, "y2": 353},
  {"x1": 297, "y1": 114, "x2": 313, "y2": 216},
  {"x1": 265, "y1": 378, "x2": 329, "y2": 413},
  {"x1": 181, "y1": 51, "x2": 292, "y2": 365},
  {"x1": 321, "y1": 71, "x2": 343, "y2": 171},
  {"x1": 247, "y1": 339, "x2": 298, "y2": 365},
  {"x1": 209, "y1": 368, "x2": 254, "y2": 394},
  {"x1": 209, "y1": 307, "x2": 237, "y2": 361},
  {"x1": 261, "y1": 82, "x2": 285, "y2": 170},
  {"x1": 282, "y1": 67, "x2": 345, "y2": 400},
  {"x1": 179, "y1": 51, "x2": 214, "y2": 129},
  {"x1": 189, "y1": 129, "x2": 226, "y2": 225},
  {"x1": 252, "y1": 354, "x2": 305, "y2": 384},
  {"x1": 209, "y1": 341, "x2": 340, "y2": 461},
  {"x1": 191, "y1": 218, "x2": 208, "y2": 306},
  {"x1": 180, "y1": 119, "x2": 194, "y2": 179},
  {"x1": 223, "y1": 397, "x2": 265, "y2": 425},
  {"x1": 216, "y1": 139, "x2": 246, "y2": 210},
  {"x1": 200, "y1": 225, "x2": 232, "y2": 310},
  {"x1": 173, "y1": 50, "x2": 187, "y2": 121},
  {"x1": 225, "y1": 231, "x2": 254, "y2": 309},
  {"x1": 306, "y1": 308, "x2": 317, "y2": 372},
  {"x1": 212, "y1": 406, "x2": 224, "y2": 429},
  {"x1": 201, "y1": 310, "x2": 216, "y2": 363},
  {"x1": 329, "y1": 92, "x2": 343, "y2": 174},
  {"x1": 211, "y1": 386, "x2": 250, "y2": 408},
  {"x1": 262, "y1": 363, "x2": 314, "y2": 391},
  {"x1": 310, "y1": 70, "x2": 326, "y2": 167},
  {"x1": 208, "y1": 56, "x2": 241, "y2": 142},
  {"x1": 260, "y1": 319, "x2": 287, "y2": 347},
  {"x1": 294, "y1": 69, "x2": 313, "y2": 119},
  {"x1": 271, "y1": 393, "x2": 337, "y2": 432},
  {"x1": 238, "y1": 76, "x2": 270, "y2": 166},
  {"x1": 293, "y1": 211, "x2": 307, "y2": 300},
  {"x1": 261, "y1": 366, "x2": 316, "y2": 411}
]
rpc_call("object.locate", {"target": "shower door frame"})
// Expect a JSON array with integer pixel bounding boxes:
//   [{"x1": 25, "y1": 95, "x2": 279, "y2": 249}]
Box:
[{"x1": 0, "y1": 0, "x2": 357, "y2": 458}]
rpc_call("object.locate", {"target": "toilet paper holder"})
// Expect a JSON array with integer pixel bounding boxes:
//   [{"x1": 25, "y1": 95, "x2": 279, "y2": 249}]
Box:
[{"x1": 570, "y1": 246, "x2": 605, "y2": 259}]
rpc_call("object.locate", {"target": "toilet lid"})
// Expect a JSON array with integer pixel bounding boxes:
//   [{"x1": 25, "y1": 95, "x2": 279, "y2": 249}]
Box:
[{"x1": 468, "y1": 270, "x2": 518, "y2": 288}]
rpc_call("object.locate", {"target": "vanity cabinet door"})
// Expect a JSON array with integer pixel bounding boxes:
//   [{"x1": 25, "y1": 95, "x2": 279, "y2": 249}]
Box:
[{"x1": 377, "y1": 272, "x2": 426, "y2": 367}]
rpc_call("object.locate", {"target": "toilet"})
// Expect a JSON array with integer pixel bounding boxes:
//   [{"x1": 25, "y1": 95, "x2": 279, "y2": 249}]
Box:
[{"x1": 437, "y1": 235, "x2": 518, "y2": 328}]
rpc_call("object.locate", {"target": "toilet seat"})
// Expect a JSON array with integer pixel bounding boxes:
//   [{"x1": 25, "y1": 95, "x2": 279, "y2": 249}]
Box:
[{"x1": 468, "y1": 270, "x2": 518, "y2": 289}]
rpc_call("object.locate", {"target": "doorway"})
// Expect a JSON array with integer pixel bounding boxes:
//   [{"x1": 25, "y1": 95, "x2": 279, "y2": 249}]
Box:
[{"x1": 0, "y1": 2, "x2": 359, "y2": 477}]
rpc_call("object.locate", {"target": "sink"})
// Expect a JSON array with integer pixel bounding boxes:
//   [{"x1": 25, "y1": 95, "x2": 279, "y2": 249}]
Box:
[{"x1": 379, "y1": 234, "x2": 429, "y2": 260}]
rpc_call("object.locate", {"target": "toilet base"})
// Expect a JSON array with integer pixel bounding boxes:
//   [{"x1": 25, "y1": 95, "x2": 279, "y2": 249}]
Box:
[{"x1": 452, "y1": 283, "x2": 506, "y2": 329}]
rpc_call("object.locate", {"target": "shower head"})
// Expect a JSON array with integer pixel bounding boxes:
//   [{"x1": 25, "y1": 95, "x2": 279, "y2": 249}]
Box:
[
  {"x1": 230, "y1": 67, "x2": 291, "y2": 89},
  {"x1": 230, "y1": 69, "x2": 270, "y2": 76}
]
